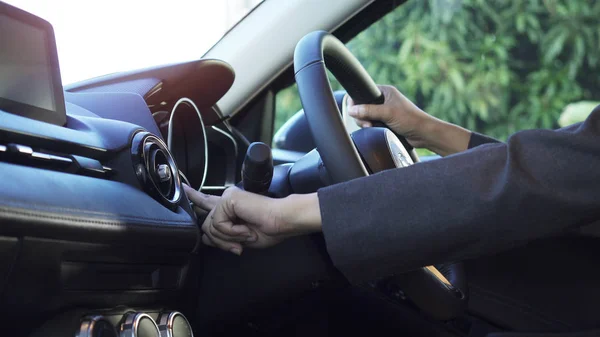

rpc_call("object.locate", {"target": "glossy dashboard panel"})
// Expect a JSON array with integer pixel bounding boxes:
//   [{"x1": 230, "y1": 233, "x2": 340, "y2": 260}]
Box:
[
  {"x1": 0, "y1": 89, "x2": 199, "y2": 321},
  {"x1": 0, "y1": 57, "x2": 237, "y2": 335},
  {"x1": 0, "y1": 97, "x2": 198, "y2": 241}
]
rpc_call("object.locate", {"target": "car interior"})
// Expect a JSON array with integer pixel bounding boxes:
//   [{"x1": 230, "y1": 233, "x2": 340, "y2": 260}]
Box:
[{"x1": 1, "y1": 0, "x2": 600, "y2": 337}]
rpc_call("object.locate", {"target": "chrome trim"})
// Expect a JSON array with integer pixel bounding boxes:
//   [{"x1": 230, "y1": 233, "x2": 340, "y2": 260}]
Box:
[
  {"x1": 200, "y1": 185, "x2": 230, "y2": 191},
  {"x1": 50, "y1": 154, "x2": 73, "y2": 163},
  {"x1": 157, "y1": 164, "x2": 171, "y2": 182},
  {"x1": 31, "y1": 152, "x2": 73, "y2": 163},
  {"x1": 120, "y1": 313, "x2": 160, "y2": 337},
  {"x1": 211, "y1": 125, "x2": 238, "y2": 159},
  {"x1": 384, "y1": 129, "x2": 414, "y2": 168},
  {"x1": 178, "y1": 170, "x2": 191, "y2": 187},
  {"x1": 12, "y1": 144, "x2": 33, "y2": 155},
  {"x1": 142, "y1": 135, "x2": 182, "y2": 205},
  {"x1": 30, "y1": 152, "x2": 52, "y2": 160},
  {"x1": 167, "y1": 97, "x2": 208, "y2": 191},
  {"x1": 157, "y1": 311, "x2": 194, "y2": 337},
  {"x1": 194, "y1": 125, "x2": 238, "y2": 192},
  {"x1": 76, "y1": 315, "x2": 118, "y2": 337}
]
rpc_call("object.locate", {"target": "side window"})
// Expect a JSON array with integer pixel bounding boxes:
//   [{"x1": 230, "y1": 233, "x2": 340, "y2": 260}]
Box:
[
  {"x1": 274, "y1": 84, "x2": 302, "y2": 135},
  {"x1": 274, "y1": 0, "x2": 600, "y2": 143}
]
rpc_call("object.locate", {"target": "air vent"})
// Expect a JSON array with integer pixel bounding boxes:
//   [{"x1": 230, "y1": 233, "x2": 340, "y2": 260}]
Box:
[
  {"x1": 131, "y1": 132, "x2": 182, "y2": 210},
  {"x1": 0, "y1": 142, "x2": 112, "y2": 177}
]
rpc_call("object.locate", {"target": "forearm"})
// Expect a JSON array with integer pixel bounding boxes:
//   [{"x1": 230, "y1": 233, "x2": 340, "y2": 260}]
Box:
[
  {"x1": 317, "y1": 107, "x2": 600, "y2": 283},
  {"x1": 274, "y1": 120, "x2": 477, "y2": 234},
  {"x1": 420, "y1": 117, "x2": 472, "y2": 156}
]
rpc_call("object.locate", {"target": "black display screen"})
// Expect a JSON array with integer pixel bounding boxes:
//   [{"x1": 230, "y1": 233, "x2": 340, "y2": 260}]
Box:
[{"x1": 0, "y1": 2, "x2": 66, "y2": 126}]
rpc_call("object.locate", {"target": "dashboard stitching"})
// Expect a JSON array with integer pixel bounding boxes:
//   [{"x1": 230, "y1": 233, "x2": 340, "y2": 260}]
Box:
[{"x1": 0, "y1": 205, "x2": 194, "y2": 227}]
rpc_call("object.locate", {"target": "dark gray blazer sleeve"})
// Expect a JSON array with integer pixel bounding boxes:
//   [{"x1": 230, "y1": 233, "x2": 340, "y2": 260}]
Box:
[
  {"x1": 468, "y1": 132, "x2": 501, "y2": 148},
  {"x1": 317, "y1": 106, "x2": 600, "y2": 283}
]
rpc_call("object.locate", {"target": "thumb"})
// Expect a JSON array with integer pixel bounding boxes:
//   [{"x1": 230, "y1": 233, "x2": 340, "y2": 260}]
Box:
[{"x1": 347, "y1": 104, "x2": 385, "y2": 122}]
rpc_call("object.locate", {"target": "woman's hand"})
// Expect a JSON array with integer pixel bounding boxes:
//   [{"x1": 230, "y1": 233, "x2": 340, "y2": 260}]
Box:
[
  {"x1": 347, "y1": 85, "x2": 472, "y2": 156},
  {"x1": 184, "y1": 185, "x2": 322, "y2": 255},
  {"x1": 348, "y1": 85, "x2": 433, "y2": 148}
]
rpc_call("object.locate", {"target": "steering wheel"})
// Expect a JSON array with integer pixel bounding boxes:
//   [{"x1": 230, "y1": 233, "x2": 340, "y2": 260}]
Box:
[{"x1": 294, "y1": 31, "x2": 468, "y2": 320}]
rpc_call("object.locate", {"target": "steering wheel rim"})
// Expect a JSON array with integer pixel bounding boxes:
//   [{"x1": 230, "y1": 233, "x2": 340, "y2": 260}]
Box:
[
  {"x1": 293, "y1": 31, "x2": 382, "y2": 183},
  {"x1": 293, "y1": 31, "x2": 467, "y2": 320}
]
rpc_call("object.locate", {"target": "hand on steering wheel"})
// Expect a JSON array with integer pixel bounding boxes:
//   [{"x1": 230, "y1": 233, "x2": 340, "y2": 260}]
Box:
[
  {"x1": 294, "y1": 30, "x2": 469, "y2": 320},
  {"x1": 347, "y1": 85, "x2": 433, "y2": 149},
  {"x1": 347, "y1": 85, "x2": 472, "y2": 157}
]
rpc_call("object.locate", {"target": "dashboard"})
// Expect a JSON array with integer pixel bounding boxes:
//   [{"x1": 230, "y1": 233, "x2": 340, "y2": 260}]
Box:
[
  {"x1": 0, "y1": 4, "x2": 242, "y2": 335},
  {"x1": 0, "y1": 63, "x2": 235, "y2": 335},
  {"x1": 0, "y1": 3, "x2": 343, "y2": 336},
  {"x1": 0, "y1": 63, "x2": 340, "y2": 336}
]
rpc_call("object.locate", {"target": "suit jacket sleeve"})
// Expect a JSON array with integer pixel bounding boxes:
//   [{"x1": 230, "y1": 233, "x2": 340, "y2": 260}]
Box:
[
  {"x1": 317, "y1": 106, "x2": 600, "y2": 283},
  {"x1": 468, "y1": 132, "x2": 501, "y2": 148}
]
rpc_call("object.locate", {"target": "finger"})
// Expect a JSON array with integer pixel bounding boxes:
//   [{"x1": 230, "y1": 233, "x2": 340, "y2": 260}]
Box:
[
  {"x1": 201, "y1": 205, "x2": 246, "y2": 255},
  {"x1": 348, "y1": 104, "x2": 369, "y2": 119},
  {"x1": 348, "y1": 104, "x2": 388, "y2": 123},
  {"x1": 202, "y1": 234, "x2": 216, "y2": 247},
  {"x1": 200, "y1": 209, "x2": 213, "y2": 234},
  {"x1": 213, "y1": 220, "x2": 253, "y2": 237},
  {"x1": 193, "y1": 205, "x2": 209, "y2": 216},
  {"x1": 185, "y1": 184, "x2": 220, "y2": 211},
  {"x1": 346, "y1": 95, "x2": 355, "y2": 108},
  {"x1": 204, "y1": 230, "x2": 243, "y2": 255},
  {"x1": 209, "y1": 200, "x2": 256, "y2": 243},
  {"x1": 204, "y1": 232, "x2": 242, "y2": 255},
  {"x1": 184, "y1": 184, "x2": 220, "y2": 211},
  {"x1": 354, "y1": 118, "x2": 372, "y2": 129},
  {"x1": 209, "y1": 223, "x2": 256, "y2": 243}
]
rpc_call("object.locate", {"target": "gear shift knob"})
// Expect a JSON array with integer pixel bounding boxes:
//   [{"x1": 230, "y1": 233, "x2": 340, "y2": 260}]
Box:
[{"x1": 241, "y1": 142, "x2": 273, "y2": 195}]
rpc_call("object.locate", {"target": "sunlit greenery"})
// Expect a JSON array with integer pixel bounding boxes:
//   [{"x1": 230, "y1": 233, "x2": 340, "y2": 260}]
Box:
[{"x1": 275, "y1": 0, "x2": 600, "y2": 142}]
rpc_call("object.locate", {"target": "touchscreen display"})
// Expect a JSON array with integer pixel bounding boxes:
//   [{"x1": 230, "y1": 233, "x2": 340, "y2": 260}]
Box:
[
  {"x1": 0, "y1": 13, "x2": 55, "y2": 112},
  {"x1": 0, "y1": 2, "x2": 66, "y2": 126}
]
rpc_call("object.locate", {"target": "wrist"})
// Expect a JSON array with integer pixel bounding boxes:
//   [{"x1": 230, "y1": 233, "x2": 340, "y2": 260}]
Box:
[
  {"x1": 419, "y1": 116, "x2": 471, "y2": 156},
  {"x1": 278, "y1": 193, "x2": 322, "y2": 236},
  {"x1": 414, "y1": 115, "x2": 444, "y2": 149}
]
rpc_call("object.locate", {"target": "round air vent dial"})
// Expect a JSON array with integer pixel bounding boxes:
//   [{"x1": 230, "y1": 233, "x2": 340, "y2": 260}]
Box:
[
  {"x1": 157, "y1": 312, "x2": 193, "y2": 337},
  {"x1": 132, "y1": 132, "x2": 182, "y2": 210},
  {"x1": 76, "y1": 316, "x2": 118, "y2": 337},
  {"x1": 120, "y1": 313, "x2": 160, "y2": 337}
]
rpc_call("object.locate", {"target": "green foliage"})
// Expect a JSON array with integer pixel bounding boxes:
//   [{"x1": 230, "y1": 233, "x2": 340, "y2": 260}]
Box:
[
  {"x1": 275, "y1": 83, "x2": 302, "y2": 133},
  {"x1": 558, "y1": 101, "x2": 600, "y2": 127},
  {"x1": 275, "y1": 0, "x2": 600, "y2": 141}
]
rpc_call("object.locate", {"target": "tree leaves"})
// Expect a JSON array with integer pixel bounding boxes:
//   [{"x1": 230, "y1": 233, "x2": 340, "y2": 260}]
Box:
[
  {"x1": 274, "y1": 0, "x2": 600, "y2": 141},
  {"x1": 543, "y1": 29, "x2": 568, "y2": 64}
]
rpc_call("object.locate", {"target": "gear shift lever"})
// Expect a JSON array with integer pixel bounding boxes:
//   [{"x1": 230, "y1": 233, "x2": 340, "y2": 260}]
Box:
[{"x1": 241, "y1": 142, "x2": 273, "y2": 195}]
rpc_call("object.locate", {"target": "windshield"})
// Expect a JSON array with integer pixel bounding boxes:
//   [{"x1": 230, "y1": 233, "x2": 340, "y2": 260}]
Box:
[{"x1": 5, "y1": 0, "x2": 263, "y2": 84}]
